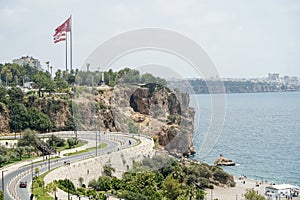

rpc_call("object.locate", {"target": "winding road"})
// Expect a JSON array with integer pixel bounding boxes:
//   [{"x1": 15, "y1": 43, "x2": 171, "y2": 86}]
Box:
[{"x1": 1, "y1": 131, "x2": 139, "y2": 200}]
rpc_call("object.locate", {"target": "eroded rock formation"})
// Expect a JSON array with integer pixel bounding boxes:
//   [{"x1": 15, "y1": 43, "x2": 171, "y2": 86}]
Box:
[{"x1": 73, "y1": 83, "x2": 196, "y2": 157}]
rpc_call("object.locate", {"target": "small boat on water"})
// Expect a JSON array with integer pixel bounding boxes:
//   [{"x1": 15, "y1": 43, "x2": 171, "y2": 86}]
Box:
[{"x1": 214, "y1": 154, "x2": 235, "y2": 166}]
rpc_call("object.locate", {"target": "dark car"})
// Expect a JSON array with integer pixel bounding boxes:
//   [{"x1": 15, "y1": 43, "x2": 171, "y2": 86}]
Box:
[{"x1": 19, "y1": 181, "x2": 27, "y2": 188}]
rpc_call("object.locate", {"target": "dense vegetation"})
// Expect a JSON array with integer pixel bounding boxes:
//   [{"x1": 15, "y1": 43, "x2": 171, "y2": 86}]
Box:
[
  {"x1": 244, "y1": 189, "x2": 266, "y2": 200},
  {"x1": 0, "y1": 62, "x2": 167, "y2": 133},
  {"x1": 0, "y1": 129, "x2": 78, "y2": 167},
  {"x1": 53, "y1": 155, "x2": 234, "y2": 200}
]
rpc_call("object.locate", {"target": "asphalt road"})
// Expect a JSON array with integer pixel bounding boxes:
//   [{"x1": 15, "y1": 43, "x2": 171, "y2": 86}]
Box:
[{"x1": 1, "y1": 132, "x2": 137, "y2": 200}]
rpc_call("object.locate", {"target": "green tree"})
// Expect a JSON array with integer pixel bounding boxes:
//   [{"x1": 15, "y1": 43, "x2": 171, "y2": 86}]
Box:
[
  {"x1": 47, "y1": 134, "x2": 65, "y2": 147},
  {"x1": 9, "y1": 103, "x2": 29, "y2": 132},
  {"x1": 141, "y1": 73, "x2": 167, "y2": 86},
  {"x1": 54, "y1": 69, "x2": 62, "y2": 81},
  {"x1": 78, "y1": 177, "x2": 84, "y2": 187},
  {"x1": 0, "y1": 190, "x2": 4, "y2": 200},
  {"x1": 212, "y1": 168, "x2": 231, "y2": 184},
  {"x1": 117, "y1": 68, "x2": 140, "y2": 84},
  {"x1": 0, "y1": 155, "x2": 9, "y2": 167},
  {"x1": 46, "y1": 182, "x2": 58, "y2": 197},
  {"x1": 103, "y1": 164, "x2": 115, "y2": 177},
  {"x1": 8, "y1": 87, "x2": 24, "y2": 103},
  {"x1": 27, "y1": 108, "x2": 52, "y2": 132},
  {"x1": 33, "y1": 71, "x2": 55, "y2": 96},
  {"x1": 24, "y1": 145, "x2": 35, "y2": 158},
  {"x1": 67, "y1": 138, "x2": 78, "y2": 148},
  {"x1": 15, "y1": 146, "x2": 25, "y2": 160},
  {"x1": 67, "y1": 74, "x2": 75, "y2": 85},
  {"x1": 0, "y1": 65, "x2": 13, "y2": 86},
  {"x1": 244, "y1": 189, "x2": 266, "y2": 200},
  {"x1": 0, "y1": 86, "x2": 8, "y2": 104},
  {"x1": 35, "y1": 167, "x2": 40, "y2": 177},
  {"x1": 162, "y1": 175, "x2": 182, "y2": 200},
  {"x1": 18, "y1": 129, "x2": 40, "y2": 148}
]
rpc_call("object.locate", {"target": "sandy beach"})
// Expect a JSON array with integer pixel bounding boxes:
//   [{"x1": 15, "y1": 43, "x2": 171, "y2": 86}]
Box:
[{"x1": 205, "y1": 176, "x2": 300, "y2": 200}]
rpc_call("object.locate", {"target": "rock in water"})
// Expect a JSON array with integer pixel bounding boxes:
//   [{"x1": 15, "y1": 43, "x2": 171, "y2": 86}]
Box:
[{"x1": 214, "y1": 154, "x2": 235, "y2": 166}]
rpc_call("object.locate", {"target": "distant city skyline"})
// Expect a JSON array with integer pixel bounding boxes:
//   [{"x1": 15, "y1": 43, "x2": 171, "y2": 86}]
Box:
[{"x1": 0, "y1": 1, "x2": 299, "y2": 78}]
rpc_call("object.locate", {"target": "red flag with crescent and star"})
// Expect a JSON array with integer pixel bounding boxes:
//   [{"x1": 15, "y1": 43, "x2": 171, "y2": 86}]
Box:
[{"x1": 53, "y1": 17, "x2": 71, "y2": 43}]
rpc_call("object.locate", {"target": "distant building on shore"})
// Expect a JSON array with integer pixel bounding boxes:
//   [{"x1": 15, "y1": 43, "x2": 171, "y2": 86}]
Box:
[
  {"x1": 265, "y1": 184, "x2": 299, "y2": 200},
  {"x1": 13, "y1": 56, "x2": 42, "y2": 71},
  {"x1": 267, "y1": 73, "x2": 280, "y2": 82}
]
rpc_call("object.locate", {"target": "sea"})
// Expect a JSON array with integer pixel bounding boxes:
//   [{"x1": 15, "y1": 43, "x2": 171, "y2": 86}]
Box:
[{"x1": 190, "y1": 92, "x2": 300, "y2": 186}]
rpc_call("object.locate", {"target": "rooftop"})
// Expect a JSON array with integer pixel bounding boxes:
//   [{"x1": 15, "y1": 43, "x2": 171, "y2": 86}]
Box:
[{"x1": 266, "y1": 184, "x2": 299, "y2": 190}]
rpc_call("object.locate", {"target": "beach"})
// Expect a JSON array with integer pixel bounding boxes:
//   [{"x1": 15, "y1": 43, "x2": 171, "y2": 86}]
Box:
[{"x1": 205, "y1": 176, "x2": 300, "y2": 200}]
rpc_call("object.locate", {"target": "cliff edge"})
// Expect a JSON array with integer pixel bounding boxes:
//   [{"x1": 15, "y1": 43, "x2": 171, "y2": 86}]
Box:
[{"x1": 73, "y1": 83, "x2": 196, "y2": 157}]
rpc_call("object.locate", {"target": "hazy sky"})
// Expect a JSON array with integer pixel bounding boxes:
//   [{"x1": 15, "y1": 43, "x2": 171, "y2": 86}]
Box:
[{"x1": 0, "y1": 0, "x2": 299, "y2": 78}]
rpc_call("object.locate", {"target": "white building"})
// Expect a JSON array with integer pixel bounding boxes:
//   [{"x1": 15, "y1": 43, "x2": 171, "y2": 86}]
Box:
[
  {"x1": 265, "y1": 184, "x2": 299, "y2": 200},
  {"x1": 24, "y1": 82, "x2": 35, "y2": 89},
  {"x1": 13, "y1": 56, "x2": 42, "y2": 71}
]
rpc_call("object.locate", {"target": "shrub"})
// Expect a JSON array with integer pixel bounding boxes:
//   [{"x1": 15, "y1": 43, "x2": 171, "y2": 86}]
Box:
[{"x1": 212, "y1": 168, "x2": 231, "y2": 184}]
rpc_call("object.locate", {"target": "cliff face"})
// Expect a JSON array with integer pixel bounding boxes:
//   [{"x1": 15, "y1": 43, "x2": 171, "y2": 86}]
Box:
[
  {"x1": 32, "y1": 97, "x2": 72, "y2": 131},
  {"x1": 128, "y1": 84, "x2": 195, "y2": 156},
  {"x1": 73, "y1": 84, "x2": 195, "y2": 157}
]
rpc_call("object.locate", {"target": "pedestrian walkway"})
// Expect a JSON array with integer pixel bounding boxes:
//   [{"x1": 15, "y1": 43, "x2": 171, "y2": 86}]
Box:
[{"x1": 44, "y1": 134, "x2": 154, "y2": 200}]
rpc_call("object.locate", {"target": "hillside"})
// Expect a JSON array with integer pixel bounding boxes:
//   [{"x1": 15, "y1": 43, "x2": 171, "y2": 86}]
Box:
[{"x1": 0, "y1": 64, "x2": 195, "y2": 156}]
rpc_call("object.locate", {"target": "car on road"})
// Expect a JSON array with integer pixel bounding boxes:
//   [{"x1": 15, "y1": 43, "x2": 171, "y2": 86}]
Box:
[{"x1": 19, "y1": 181, "x2": 27, "y2": 188}]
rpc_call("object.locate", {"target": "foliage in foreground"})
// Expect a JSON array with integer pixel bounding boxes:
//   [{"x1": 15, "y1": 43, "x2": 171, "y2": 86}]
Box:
[
  {"x1": 244, "y1": 189, "x2": 266, "y2": 200},
  {"x1": 0, "y1": 190, "x2": 3, "y2": 200},
  {"x1": 0, "y1": 129, "x2": 74, "y2": 167},
  {"x1": 55, "y1": 155, "x2": 236, "y2": 200}
]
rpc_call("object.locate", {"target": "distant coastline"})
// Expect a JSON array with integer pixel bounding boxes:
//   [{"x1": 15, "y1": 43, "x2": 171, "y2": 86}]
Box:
[{"x1": 168, "y1": 74, "x2": 300, "y2": 94}]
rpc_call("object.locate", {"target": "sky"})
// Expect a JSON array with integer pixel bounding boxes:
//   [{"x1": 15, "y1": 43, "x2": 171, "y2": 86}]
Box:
[{"x1": 0, "y1": 0, "x2": 299, "y2": 78}]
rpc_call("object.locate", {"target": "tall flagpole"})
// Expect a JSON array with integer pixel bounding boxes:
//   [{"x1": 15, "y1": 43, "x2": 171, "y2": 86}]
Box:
[
  {"x1": 70, "y1": 14, "x2": 73, "y2": 72},
  {"x1": 65, "y1": 27, "x2": 68, "y2": 72}
]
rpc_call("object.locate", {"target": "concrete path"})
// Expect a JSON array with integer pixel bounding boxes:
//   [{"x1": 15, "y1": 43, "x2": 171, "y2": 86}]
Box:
[{"x1": 43, "y1": 133, "x2": 154, "y2": 200}]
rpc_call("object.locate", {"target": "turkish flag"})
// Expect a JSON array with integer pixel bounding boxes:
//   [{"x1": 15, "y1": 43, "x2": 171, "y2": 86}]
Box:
[{"x1": 53, "y1": 17, "x2": 71, "y2": 43}]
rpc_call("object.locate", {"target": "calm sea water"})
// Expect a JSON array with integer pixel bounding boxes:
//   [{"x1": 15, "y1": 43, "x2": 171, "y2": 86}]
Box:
[{"x1": 190, "y1": 92, "x2": 300, "y2": 186}]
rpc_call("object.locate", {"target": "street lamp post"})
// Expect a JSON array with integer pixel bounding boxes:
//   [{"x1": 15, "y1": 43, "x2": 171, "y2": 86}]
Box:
[
  {"x1": 93, "y1": 115, "x2": 99, "y2": 157},
  {"x1": 96, "y1": 130, "x2": 98, "y2": 157},
  {"x1": 68, "y1": 179, "x2": 70, "y2": 200},
  {"x1": 31, "y1": 160, "x2": 34, "y2": 194},
  {"x1": 2, "y1": 170, "x2": 7, "y2": 194},
  {"x1": 48, "y1": 154, "x2": 51, "y2": 171},
  {"x1": 50, "y1": 66, "x2": 53, "y2": 78}
]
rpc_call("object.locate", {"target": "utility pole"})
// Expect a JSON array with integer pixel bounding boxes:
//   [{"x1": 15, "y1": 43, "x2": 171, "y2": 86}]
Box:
[
  {"x1": 68, "y1": 179, "x2": 70, "y2": 200},
  {"x1": 50, "y1": 66, "x2": 53, "y2": 78},
  {"x1": 31, "y1": 161, "x2": 34, "y2": 194},
  {"x1": 48, "y1": 154, "x2": 50, "y2": 171},
  {"x1": 96, "y1": 130, "x2": 98, "y2": 156},
  {"x1": 86, "y1": 63, "x2": 90, "y2": 72},
  {"x1": 1, "y1": 171, "x2": 4, "y2": 192},
  {"x1": 2, "y1": 170, "x2": 7, "y2": 194}
]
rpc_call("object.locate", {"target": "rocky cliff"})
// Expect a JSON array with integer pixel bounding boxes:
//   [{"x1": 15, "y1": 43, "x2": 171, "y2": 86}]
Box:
[
  {"x1": 32, "y1": 97, "x2": 72, "y2": 131},
  {"x1": 73, "y1": 83, "x2": 195, "y2": 157}
]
